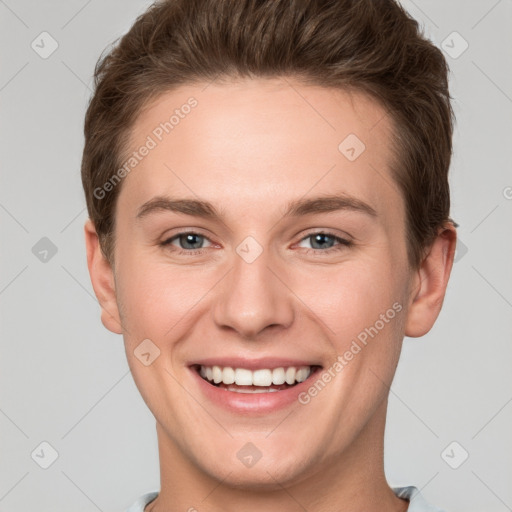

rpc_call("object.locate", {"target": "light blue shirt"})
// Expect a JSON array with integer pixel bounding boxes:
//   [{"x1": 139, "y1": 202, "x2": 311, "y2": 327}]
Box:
[{"x1": 126, "y1": 486, "x2": 446, "y2": 511}]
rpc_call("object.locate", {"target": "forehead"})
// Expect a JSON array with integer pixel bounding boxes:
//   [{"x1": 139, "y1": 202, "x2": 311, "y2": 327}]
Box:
[{"x1": 120, "y1": 78, "x2": 402, "y2": 226}]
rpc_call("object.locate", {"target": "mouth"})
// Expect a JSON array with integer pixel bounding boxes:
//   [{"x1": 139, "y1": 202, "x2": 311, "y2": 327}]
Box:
[{"x1": 190, "y1": 364, "x2": 323, "y2": 394}]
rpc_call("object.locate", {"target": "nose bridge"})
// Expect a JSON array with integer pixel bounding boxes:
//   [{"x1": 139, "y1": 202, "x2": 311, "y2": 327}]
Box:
[{"x1": 212, "y1": 237, "x2": 294, "y2": 339}]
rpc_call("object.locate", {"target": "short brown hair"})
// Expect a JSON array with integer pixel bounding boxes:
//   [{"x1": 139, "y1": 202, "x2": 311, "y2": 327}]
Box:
[{"x1": 81, "y1": 0, "x2": 457, "y2": 269}]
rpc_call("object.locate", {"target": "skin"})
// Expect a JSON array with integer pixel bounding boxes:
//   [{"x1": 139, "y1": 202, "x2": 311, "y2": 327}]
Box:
[{"x1": 85, "y1": 78, "x2": 456, "y2": 512}]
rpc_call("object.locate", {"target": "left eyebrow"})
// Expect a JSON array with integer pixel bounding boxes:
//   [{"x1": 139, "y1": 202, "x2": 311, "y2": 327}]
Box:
[
  {"x1": 135, "y1": 193, "x2": 377, "y2": 221},
  {"x1": 282, "y1": 194, "x2": 377, "y2": 218}
]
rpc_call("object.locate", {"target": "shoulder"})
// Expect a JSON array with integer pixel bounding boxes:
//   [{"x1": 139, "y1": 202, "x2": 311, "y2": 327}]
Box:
[
  {"x1": 392, "y1": 486, "x2": 447, "y2": 512},
  {"x1": 125, "y1": 491, "x2": 159, "y2": 512},
  {"x1": 125, "y1": 488, "x2": 445, "y2": 512}
]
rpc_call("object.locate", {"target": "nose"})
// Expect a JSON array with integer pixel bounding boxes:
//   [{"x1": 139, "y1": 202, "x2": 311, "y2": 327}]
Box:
[{"x1": 212, "y1": 243, "x2": 295, "y2": 340}]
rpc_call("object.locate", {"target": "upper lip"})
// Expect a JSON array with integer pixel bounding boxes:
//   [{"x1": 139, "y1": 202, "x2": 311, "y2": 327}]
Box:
[{"x1": 189, "y1": 357, "x2": 322, "y2": 371}]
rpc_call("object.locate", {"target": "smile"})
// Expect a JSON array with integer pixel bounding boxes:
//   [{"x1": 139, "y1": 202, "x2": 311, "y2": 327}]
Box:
[
  {"x1": 191, "y1": 362, "x2": 322, "y2": 398},
  {"x1": 198, "y1": 364, "x2": 319, "y2": 391}
]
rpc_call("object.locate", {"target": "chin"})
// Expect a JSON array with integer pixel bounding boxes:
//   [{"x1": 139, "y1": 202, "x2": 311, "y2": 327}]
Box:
[{"x1": 195, "y1": 446, "x2": 317, "y2": 491}]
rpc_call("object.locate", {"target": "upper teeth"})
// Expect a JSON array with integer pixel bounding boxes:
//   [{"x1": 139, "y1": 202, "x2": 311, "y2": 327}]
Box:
[{"x1": 199, "y1": 365, "x2": 312, "y2": 386}]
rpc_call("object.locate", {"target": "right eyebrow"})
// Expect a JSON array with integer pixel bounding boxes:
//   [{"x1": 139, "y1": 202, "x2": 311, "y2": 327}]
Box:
[{"x1": 136, "y1": 197, "x2": 220, "y2": 221}]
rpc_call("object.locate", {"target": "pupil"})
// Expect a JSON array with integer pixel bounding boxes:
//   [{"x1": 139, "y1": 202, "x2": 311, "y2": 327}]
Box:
[
  {"x1": 182, "y1": 234, "x2": 202, "y2": 249},
  {"x1": 312, "y1": 234, "x2": 333, "y2": 249}
]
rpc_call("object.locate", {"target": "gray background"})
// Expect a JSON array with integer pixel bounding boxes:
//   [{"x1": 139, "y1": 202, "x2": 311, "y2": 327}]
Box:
[{"x1": 0, "y1": 0, "x2": 511, "y2": 511}]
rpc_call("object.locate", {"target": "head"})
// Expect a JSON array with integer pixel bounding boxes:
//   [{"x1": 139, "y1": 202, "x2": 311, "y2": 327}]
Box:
[{"x1": 83, "y1": 0, "x2": 457, "y2": 491}]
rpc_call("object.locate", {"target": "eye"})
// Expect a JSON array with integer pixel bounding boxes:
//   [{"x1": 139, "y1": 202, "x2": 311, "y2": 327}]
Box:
[
  {"x1": 159, "y1": 229, "x2": 353, "y2": 257},
  {"x1": 296, "y1": 231, "x2": 353, "y2": 254},
  {"x1": 161, "y1": 232, "x2": 213, "y2": 252}
]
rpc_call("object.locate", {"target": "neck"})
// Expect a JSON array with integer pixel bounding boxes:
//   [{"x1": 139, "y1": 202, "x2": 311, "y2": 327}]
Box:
[{"x1": 146, "y1": 398, "x2": 408, "y2": 512}]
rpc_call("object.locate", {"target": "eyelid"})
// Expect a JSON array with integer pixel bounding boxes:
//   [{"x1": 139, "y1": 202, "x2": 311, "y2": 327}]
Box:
[
  {"x1": 161, "y1": 229, "x2": 215, "y2": 247},
  {"x1": 298, "y1": 228, "x2": 353, "y2": 242},
  {"x1": 160, "y1": 228, "x2": 353, "y2": 255},
  {"x1": 293, "y1": 230, "x2": 353, "y2": 253},
  {"x1": 160, "y1": 226, "x2": 213, "y2": 241}
]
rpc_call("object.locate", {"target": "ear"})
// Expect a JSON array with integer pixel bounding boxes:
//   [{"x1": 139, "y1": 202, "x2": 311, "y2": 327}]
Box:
[
  {"x1": 84, "y1": 219, "x2": 123, "y2": 335},
  {"x1": 405, "y1": 222, "x2": 457, "y2": 337}
]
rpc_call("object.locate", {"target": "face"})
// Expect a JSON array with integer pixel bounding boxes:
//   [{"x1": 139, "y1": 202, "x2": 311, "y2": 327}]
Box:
[{"x1": 88, "y1": 78, "x2": 435, "y2": 488}]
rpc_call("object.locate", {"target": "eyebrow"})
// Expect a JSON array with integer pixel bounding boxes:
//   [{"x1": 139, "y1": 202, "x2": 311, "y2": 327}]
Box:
[{"x1": 135, "y1": 193, "x2": 377, "y2": 221}]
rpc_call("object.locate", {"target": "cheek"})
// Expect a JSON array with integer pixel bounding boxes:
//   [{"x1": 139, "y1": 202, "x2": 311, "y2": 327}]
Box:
[
  {"x1": 290, "y1": 258, "x2": 399, "y2": 335},
  {"x1": 115, "y1": 256, "x2": 212, "y2": 342},
  {"x1": 115, "y1": 259, "x2": 206, "y2": 411}
]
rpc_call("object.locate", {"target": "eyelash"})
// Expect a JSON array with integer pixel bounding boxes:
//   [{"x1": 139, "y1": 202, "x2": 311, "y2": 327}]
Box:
[{"x1": 159, "y1": 230, "x2": 353, "y2": 256}]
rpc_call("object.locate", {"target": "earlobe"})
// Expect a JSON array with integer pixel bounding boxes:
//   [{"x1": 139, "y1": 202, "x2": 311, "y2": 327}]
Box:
[
  {"x1": 84, "y1": 219, "x2": 124, "y2": 335},
  {"x1": 404, "y1": 223, "x2": 457, "y2": 338}
]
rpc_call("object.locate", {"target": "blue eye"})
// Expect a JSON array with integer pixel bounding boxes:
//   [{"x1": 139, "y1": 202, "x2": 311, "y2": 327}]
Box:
[
  {"x1": 160, "y1": 230, "x2": 352, "y2": 256},
  {"x1": 297, "y1": 232, "x2": 353, "y2": 254},
  {"x1": 161, "y1": 232, "x2": 212, "y2": 251}
]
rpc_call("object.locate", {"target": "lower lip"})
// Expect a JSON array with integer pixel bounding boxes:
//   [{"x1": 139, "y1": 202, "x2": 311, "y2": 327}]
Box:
[{"x1": 189, "y1": 366, "x2": 322, "y2": 414}]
